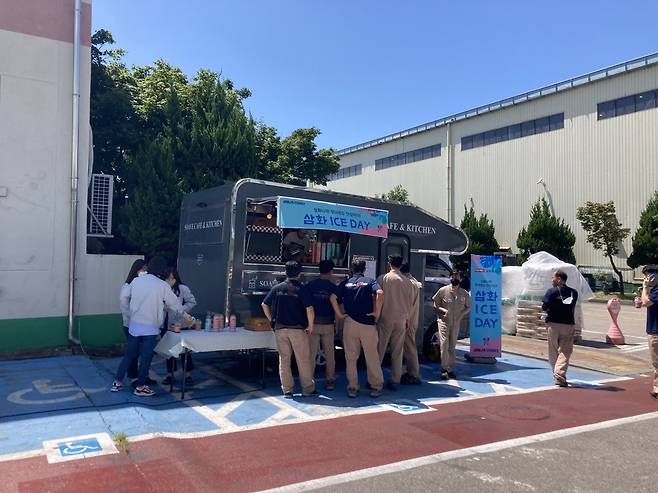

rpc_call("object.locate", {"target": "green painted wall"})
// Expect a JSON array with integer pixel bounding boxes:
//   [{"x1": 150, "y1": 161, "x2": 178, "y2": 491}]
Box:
[{"x1": 0, "y1": 313, "x2": 126, "y2": 355}]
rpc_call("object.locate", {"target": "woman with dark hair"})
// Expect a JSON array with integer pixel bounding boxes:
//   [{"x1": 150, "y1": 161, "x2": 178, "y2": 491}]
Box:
[
  {"x1": 119, "y1": 259, "x2": 148, "y2": 384},
  {"x1": 162, "y1": 267, "x2": 197, "y2": 386},
  {"x1": 113, "y1": 256, "x2": 190, "y2": 396}
]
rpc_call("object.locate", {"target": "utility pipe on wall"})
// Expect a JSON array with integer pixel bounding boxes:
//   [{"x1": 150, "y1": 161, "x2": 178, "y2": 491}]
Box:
[
  {"x1": 446, "y1": 121, "x2": 454, "y2": 224},
  {"x1": 68, "y1": 0, "x2": 82, "y2": 345}
]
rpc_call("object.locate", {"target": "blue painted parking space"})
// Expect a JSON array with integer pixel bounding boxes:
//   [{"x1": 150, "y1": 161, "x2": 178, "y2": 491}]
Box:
[{"x1": 0, "y1": 347, "x2": 609, "y2": 460}]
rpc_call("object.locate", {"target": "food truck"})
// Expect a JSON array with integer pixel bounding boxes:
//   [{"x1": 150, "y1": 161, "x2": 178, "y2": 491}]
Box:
[{"x1": 178, "y1": 179, "x2": 468, "y2": 348}]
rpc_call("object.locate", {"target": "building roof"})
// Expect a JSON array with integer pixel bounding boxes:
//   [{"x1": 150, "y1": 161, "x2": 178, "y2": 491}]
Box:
[{"x1": 338, "y1": 51, "x2": 658, "y2": 156}]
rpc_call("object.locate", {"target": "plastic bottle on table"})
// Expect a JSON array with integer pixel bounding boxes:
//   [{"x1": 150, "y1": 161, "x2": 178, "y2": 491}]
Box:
[
  {"x1": 229, "y1": 314, "x2": 237, "y2": 331},
  {"x1": 217, "y1": 314, "x2": 225, "y2": 332},
  {"x1": 204, "y1": 312, "x2": 212, "y2": 331}
]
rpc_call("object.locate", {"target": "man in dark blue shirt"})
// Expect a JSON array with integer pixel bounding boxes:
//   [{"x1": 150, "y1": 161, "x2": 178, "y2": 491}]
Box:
[
  {"x1": 307, "y1": 260, "x2": 344, "y2": 390},
  {"x1": 542, "y1": 269, "x2": 579, "y2": 387},
  {"x1": 641, "y1": 264, "x2": 658, "y2": 399},
  {"x1": 339, "y1": 260, "x2": 384, "y2": 398},
  {"x1": 262, "y1": 261, "x2": 317, "y2": 398}
]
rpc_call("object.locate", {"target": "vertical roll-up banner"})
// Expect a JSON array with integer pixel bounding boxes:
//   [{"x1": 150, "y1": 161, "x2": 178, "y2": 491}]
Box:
[{"x1": 469, "y1": 255, "x2": 502, "y2": 358}]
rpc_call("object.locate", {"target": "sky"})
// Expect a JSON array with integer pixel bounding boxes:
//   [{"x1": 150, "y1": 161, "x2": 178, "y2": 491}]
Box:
[{"x1": 92, "y1": 0, "x2": 658, "y2": 150}]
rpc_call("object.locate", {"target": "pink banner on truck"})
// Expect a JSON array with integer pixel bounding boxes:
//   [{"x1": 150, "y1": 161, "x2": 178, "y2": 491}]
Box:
[{"x1": 469, "y1": 255, "x2": 502, "y2": 358}]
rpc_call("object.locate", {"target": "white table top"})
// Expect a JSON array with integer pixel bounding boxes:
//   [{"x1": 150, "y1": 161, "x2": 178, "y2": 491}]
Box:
[{"x1": 154, "y1": 327, "x2": 277, "y2": 358}]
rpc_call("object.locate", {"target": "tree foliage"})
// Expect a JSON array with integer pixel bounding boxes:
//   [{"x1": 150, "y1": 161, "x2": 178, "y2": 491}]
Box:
[
  {"x1": 517, "y1": 198, "x2": 576, "y2": 264},
  {"x1": 450, "y1": 206, "x2": 500, "y2": 274},
  {"x1": 380, "y1": 185, "x2": 410, "y2": 203},
  {"x1": 627, "y1": 190, "x2": 658, "y2": 268},
  {"x1": 576, "y1": 201, "x2": 630, "y2": 294},
  {"x1": 89, "y1": 30, "x2": 339, "y2": 259}
]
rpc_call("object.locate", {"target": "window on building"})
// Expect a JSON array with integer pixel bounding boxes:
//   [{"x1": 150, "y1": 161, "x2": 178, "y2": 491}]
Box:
[
  {"x1": 472, "y1": 133, "x2": 484, "y2": 148},
  {"x1": 328, "y1": 163, "x2": 363, "y2": 181},
  {"x1": 495, "y1": 127, "x2": 509, "y2": 143},
  {"x1": 598, "y1": 88, "x2": 658, "y2": 121},
  {"x1": 521, "y1": 120, "x2": 535, "y2": 137},
  {"x1": 635, "y1": 90, "x2": 656, "y2": 111},
  {"x1": 549, "y1": 113, "x2": 564, "y2": 130},
  {"x1": 508, "y1": 123, "x2": 522, "y2": 140},
  {"x1": 461, "y1": 135, "x2": 473, "y2": 150},
  {"x1": 535, "y1": 116, "x2": 550, "y2": 134},
  {"x1": 484, "y1": 130, "x2": 497, "y2": 146},
  {"x1": 615, "y1": 96, "x2": 635, "y2": 116},
  {"x1": 374, "y1": 143, "x2": 441, "y2": 172}
]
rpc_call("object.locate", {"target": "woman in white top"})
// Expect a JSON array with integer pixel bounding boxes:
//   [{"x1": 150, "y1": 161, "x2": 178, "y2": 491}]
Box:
[
  {"x1": 119, "y1": 259, "x2": 147, "y2": 382},
  {"x1": 113, "y1": 256, "x2": 188, "y2": 397},
  {"x1": 162, "y1": 267, "x2": 197, "y2": 386}
]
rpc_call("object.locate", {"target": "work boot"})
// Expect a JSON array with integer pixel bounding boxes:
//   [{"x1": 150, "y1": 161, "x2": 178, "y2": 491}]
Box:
[
  {"x1": 325, "y1": 380, "x2": 336, "y2": 391},
  {"x1": 369, "y1": 388, "x2": 382, "y2": 398},
  {"x1": 347, "y1": 388, "x2": 359, "y2": 398}
]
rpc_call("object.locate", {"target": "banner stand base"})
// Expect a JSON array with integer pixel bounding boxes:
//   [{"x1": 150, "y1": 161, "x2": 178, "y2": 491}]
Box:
[{"x1": 465, "y1": 353, "x2": 497, "y2": 365}]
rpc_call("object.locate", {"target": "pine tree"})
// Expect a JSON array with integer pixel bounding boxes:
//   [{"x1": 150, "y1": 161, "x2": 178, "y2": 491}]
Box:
[
  {"x1": 517, "y1": 198, "x2": 576, "y2": 264},
  {"x1": 450, "y1": 206, "x2": 500, "y2": 273},
  {"x1": 627, "y1": 190, "x2": 658, "y2": 268},
  {"x1": 118, "y1": 135, "x2": 182, "y2": 262}
]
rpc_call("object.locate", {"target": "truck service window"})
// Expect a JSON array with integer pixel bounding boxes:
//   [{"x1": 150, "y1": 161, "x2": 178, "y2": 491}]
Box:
[{"x1": 244, "y1": 199, "x2": 350, "y2": 267}]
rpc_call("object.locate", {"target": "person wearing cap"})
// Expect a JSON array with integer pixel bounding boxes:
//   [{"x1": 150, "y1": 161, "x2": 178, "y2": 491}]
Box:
[
  {"x1": 432, "y1": 271, "x2": 471, "y2": 380},
  {"x1": 377, "y1": 255, "x2": 416, "y2": 390},
  {"x1": 339, "y1": 259, "x2": 384, "y2": 398},
  {"x1": 641, "y1": 264, "x2": 658, "y2": 399},
  {"x1": 307, "y1": 260, "x2": 344, "y2": 390},
  {"x1": 262, "y1": 261, "x2": 317, "y2": 398},
  {"x1": 542, "y1": 269, "x2": 579, "y2": 387},
  {"x1": 400, "y1": 261, "x2": 422, "y2": 385}
]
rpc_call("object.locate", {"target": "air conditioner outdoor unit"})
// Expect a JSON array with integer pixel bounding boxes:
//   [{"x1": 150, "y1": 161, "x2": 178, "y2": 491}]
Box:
[{"x1": 88, "y1": 173, "x2": 113, "y2": 237}]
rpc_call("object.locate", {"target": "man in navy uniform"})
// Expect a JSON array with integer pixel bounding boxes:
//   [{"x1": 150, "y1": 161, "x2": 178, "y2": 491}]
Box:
[
  {"x1": 339, "y1": 259, "x2": 385, "y2": 398},
  {"x1": 262, "y1": 261, "x2": 317, "y2": 398},
  {"x1": 307, "y1": 260, "x2": 344, "y2": 390}
]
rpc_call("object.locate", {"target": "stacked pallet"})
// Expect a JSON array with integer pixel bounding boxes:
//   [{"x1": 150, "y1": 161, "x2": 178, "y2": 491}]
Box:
[{"x1": 515, "y1": 300, "x2": 548, "y2": 339}]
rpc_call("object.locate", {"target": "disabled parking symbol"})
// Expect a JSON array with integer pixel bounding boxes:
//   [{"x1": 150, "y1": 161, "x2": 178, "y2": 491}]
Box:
[{"x1": 57, "y1": 438, "x2": 102, "y2": 457}]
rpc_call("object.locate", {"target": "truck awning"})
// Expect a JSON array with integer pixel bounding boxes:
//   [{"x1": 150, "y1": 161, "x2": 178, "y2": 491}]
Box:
[{"x1": 276, "y1": 196, "x2": 389, "y2": 238}]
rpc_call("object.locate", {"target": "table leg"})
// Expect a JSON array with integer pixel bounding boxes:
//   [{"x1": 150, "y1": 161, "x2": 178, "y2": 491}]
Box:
[
  {"x1": 169, "y1": 358, "x2": 174, "y2": 393},
  {"x1": 181, "y1": 349, "x2": 188, "y2": 400}
]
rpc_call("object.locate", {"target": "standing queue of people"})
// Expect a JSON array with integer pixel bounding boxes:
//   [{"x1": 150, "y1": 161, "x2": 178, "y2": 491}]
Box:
[
  {"x1": 113, "y1": 256, "x2": 197, "y2": 397},
  {"x1": 261, "y1": 255, "x2": 472, "y2": 398}
]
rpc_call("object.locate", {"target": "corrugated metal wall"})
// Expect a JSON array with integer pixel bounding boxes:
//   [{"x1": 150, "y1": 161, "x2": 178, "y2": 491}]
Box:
[{"x1": 328, "y1": 64, "x2": 658, "y2": 277}]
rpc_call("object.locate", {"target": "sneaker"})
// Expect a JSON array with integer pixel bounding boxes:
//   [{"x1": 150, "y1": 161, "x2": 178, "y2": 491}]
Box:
[
  {"x1": 325, "y1": 381, "x2": 336, "y2": 391},
  {"x1": 554, "y1": 379, "x2": 568, "y2": 388},
  {"x1": 303, "y1": 390, "x2": 320, "y2": 397},
  {"x1": 439, "y1": 370, "x2": 449, "y2": 381},
  {"x1": 133, "y1": 385, "x2": 156, "y2": 397},
  {"x1": 283, "y1": 391, "x2": 293, "y2": 399},
  {"x1": 447, "y1": 372, "x2": 457, "y2": 380},
  {"x1": 347, "y1": 388, "x2": 359, "y2": 398},
  {"x1": 386, "y1": 381, "x2": 398, "y2": 391},
  {"x1": 162, "y1": 375, "x2": 174, "y2": 386},
  {"x1": 369, "y1": 388, "x2": 383, "y2": 398},
  {"x1": 110, "y1": 381, "x2": 123, "y2": 392}
]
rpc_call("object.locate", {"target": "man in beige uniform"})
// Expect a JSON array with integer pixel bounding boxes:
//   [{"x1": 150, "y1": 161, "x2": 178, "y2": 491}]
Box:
[
  {"x1": 400, "y1": 262, "x2": 422, "y2": 385},
  {"x1": 432, "y1": 271, "x2": 471, "y2": 380},
  {"x1": 377, "y1": 255, "x2": 416, "y2": 390}
]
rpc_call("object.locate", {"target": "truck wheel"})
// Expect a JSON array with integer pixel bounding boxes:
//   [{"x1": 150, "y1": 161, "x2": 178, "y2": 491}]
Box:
[{"x1": 422, "y1": 323, "x2": 441, "y2": 362}]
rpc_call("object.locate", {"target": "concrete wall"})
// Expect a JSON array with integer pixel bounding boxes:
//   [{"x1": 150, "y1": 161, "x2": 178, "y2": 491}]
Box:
[
  {"x1": 329, "y1": 62, "x2": 658, "y2": 276},
  {"x1": 0, "y1": 0, "x2": 140, "y2": 354}
]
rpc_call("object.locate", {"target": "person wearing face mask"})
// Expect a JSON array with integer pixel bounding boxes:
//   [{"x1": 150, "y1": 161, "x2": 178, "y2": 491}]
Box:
[
  {"x1": 542, "y1": 270, "x2": 579, "y2": 387},
  {"x1": 162, "y1": 267, "x2": 197, "y2": 386},
  {"x1": 432, "y1": 271, "x2": 471, "y2": 380}
]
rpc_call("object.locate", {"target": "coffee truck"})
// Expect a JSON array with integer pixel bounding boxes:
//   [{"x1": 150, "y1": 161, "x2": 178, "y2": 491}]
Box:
[{"x1": 178, "y1": 179, "x2": 468, "y2": 348}]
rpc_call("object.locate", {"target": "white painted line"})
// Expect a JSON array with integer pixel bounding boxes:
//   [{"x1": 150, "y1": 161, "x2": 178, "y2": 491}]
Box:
[
  {"x1": 260, "y1": 411, "x2": 658, "y2": 492},
  {"x1": 580, "y1": 330, "x2": 647, "y2": 341},
  {"x1": 0, "y1": 449, "x2": 45, "y2": 464}
]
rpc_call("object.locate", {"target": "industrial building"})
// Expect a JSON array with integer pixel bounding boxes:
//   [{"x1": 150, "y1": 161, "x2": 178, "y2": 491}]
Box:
[
  {"x1": 327, "y1": 53, "x2": 658, "y2": 277},
  {"x1": 0, "y1": 0, "x2": 138, "y2": 354}
]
